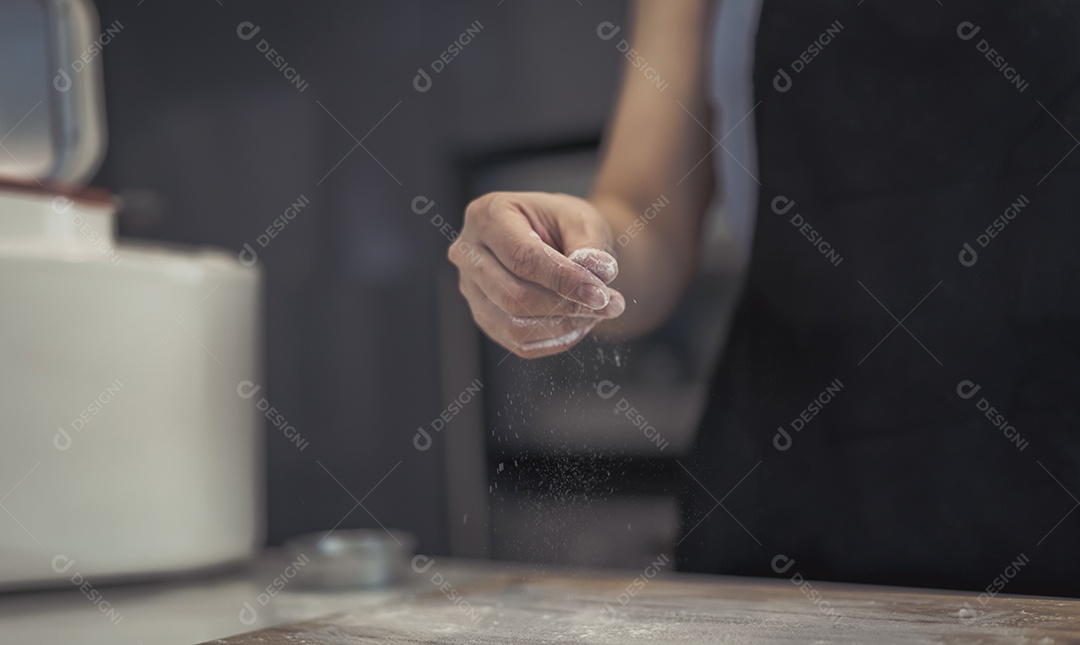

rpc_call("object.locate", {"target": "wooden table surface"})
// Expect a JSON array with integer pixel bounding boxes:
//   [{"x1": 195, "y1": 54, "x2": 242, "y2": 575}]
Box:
[{"x1": 203, "y1": 559, "x2": 1080, "y2": 644}]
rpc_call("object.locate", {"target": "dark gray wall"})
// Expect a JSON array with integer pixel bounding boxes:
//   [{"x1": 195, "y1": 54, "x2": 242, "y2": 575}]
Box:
[{"x1": 92, "y1": 0, "x2": 628, "y2": 554}]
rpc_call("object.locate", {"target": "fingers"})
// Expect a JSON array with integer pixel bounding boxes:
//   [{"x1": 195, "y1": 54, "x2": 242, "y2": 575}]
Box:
[
  {"x1": 467, "y1": 244, "x2": 626, "y2": 319},
  {"x1": 568, "y1": 248, "x2": 619, "y2": 284},
  {"x1": 450, "y1": 192, "x2": 628, "y2": 359},
  {"x1": 519, "y1": 323, "x2": 598, "y2": 357},
  {"x1": 459, "y1": 279, "x2": 601, "y2": 358},
  {"x1": 481, "y1": 199, "x2": 613, "y2": 309},
  {"x1": 562, "y1": 209, "x2": 619, "y2": 284}
]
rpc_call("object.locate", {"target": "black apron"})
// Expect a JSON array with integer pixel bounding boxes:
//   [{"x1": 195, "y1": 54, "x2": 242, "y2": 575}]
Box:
[{"x1": 679, "y1": 0, "x2": 1080, "y2": 598}]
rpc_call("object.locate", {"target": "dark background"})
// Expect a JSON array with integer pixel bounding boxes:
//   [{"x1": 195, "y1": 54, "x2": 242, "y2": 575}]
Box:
[{"x1": 90, "y1": 0, "x2": 631, "y2": 555}]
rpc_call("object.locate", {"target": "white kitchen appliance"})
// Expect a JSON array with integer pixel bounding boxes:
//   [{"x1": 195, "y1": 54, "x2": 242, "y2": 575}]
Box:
[{"x1": 0, "y1": 0, "x2": 263, "y2": 589}]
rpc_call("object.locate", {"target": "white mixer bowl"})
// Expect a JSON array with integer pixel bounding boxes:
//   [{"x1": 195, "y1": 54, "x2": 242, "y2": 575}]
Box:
[{"x1": 0, "y1": 188, "x2": 263, "y2": 589}]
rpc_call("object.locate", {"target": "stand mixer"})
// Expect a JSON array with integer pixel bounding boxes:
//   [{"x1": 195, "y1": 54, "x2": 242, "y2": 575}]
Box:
[{"x1": 0, "y1": 0, "x2": 263, "y2": 589}]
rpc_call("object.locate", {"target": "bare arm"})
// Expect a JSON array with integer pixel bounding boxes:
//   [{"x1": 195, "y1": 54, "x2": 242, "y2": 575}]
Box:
[
  {"x1": 449, "y1": 0, "x2": 716, "y2": 357},
  {"x1": 590, "y1": 0, "x2": 716, "y2": 337}
]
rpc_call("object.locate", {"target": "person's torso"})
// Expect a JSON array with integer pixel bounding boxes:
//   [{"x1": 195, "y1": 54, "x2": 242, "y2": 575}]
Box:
[{"x1": 681, "y1": 0, "x2": 1080, "y2": 599}]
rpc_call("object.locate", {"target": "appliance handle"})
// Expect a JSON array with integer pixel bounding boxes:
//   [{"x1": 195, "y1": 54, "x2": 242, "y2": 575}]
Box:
[{"x1": 44, "y1": 0, "x2": 109, "y2": 188}]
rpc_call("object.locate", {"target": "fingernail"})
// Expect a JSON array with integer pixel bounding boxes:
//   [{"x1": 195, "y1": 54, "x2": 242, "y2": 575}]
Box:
[
  {"x1": 575, "y1": 283, "x2": 609, "y2": 309},
  {"x1": 604, "y1": 292, "x2": 626, "y2": 318}
]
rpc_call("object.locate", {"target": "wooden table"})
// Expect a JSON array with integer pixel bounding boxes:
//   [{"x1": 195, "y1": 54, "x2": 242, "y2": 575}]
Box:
[{"x1": 203, "y1": 558, "x2": 1080, "y2": 644}]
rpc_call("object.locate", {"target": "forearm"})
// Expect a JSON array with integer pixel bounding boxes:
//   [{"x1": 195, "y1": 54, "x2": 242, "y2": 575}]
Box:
[
  {"x1": 574, "y1": 0, "x2": 713, "y2": 340},
  {"x1": 588, "y1": 192, "x2": 698, "y2": 339}
]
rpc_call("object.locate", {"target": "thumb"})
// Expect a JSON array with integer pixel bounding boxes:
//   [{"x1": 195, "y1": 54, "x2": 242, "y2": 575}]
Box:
[{"x1": 561, "y1": 215, "x2": 619, "y2": 285}]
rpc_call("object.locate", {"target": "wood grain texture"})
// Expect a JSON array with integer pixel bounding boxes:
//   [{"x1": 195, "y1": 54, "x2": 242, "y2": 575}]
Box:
[{"x1": 202, "y1": 563, "x2": 1080, "y2": 644}]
